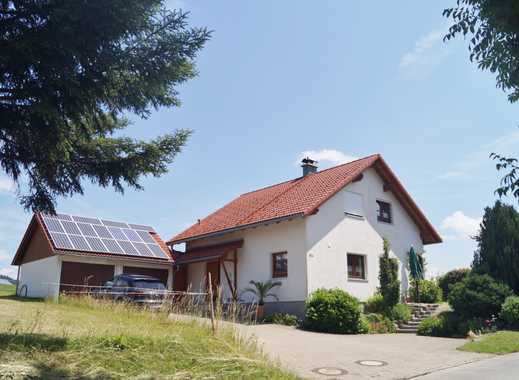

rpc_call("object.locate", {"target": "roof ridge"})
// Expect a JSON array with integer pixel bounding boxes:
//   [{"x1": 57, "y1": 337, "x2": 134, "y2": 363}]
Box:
[
  {"x1": 239, "y1": 154, "x2": 380, "y2": 197},
  {"x1": 233, "y1": 155, "x2": 379, "y2": 225}
]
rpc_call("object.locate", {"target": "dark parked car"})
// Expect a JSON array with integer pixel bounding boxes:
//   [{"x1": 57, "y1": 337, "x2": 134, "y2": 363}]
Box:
[{"x1": 104, "y1": 274, "x2": 167, "y2": 308}]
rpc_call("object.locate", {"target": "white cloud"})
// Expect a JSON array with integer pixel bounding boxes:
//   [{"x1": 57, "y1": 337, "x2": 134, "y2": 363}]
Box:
[
  {"x1": 0, "y1": 266, "x2": 17, "y2": 279},
  {"x1": 0, "y1": 249, "x2": 10, "y2": 262},
  {"x1": 0, "y1": 176, "x2": 15, "y2": 193},
  {"x1": 297, "y1": 149, "x2": 357, "y2": 166},
  {"x1": 441, "y1": 211, "x2": 481, "y2": 240},
  {"x1": 399, "y1": 26, "x2": 453, "y2": 80},
  {"x1": 438, "y1": 129, "x2": 519, "y2": 181}
]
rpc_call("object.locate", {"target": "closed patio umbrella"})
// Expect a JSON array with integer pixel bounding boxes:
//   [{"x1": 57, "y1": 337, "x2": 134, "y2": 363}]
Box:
[{"x1": 409, "y1": 247, "x2": 424, "y2": 302}]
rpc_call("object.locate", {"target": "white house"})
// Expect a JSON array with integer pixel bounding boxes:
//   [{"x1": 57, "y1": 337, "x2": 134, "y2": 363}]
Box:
[
  {"x1": 168, "y1": 154, "x2": 441, "y2": 316},
  {"x1": 12, "y1": 213, "x2": 174, "y2": 299}
]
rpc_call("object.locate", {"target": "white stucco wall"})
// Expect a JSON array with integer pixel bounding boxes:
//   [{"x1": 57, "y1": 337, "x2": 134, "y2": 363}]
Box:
[
  {"x1": 305, "y1": 168, "x2": 424, "y2": 301},
  {"x1": 18, "y1": 255, "x2": 61, "y2": 299},
  {"x1": 185, "y1": 218, "x2": 307, "y2": 303}
]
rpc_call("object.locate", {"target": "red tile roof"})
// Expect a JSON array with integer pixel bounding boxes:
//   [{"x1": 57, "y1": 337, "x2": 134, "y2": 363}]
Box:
[{"x1": 169, "y1": 154, "x2": 442, "y2": 245}]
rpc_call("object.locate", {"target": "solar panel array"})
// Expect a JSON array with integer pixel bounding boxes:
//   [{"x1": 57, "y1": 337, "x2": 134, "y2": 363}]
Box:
[{"x1": 41, "y1": 213, "x2": 170, "y2": 260}]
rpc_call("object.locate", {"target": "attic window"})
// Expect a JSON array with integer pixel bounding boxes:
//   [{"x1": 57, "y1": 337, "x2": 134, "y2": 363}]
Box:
[
  {"x1": 376, "y1": 200, "x2": 392, "y2": 224},
  {"x1": 344, "y1": 191, "x2": 363, "y2": 217}
]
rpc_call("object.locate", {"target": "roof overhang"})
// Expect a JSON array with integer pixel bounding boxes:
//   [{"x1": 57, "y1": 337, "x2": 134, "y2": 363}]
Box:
[
  {"x1": 55, "y1": 251, "x2": 173, "y2": 265},
  {"x1": 174, "y1": 239, "x2": 243, "y2": 265},
  {"x1": 168, "y1": 214, "x2": 304, "y2": 245}
]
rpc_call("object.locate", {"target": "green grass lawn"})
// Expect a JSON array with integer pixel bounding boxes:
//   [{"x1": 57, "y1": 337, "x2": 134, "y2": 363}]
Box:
[
  {"x1": 0, "y1": 284, "x2": 15, "y2": 297},
  {"x1": 0, "y1": 295, "x2": 299, "y2": 379},
  {"x1": 459, "y1": 331, "x2": 519, "y2": 354}
]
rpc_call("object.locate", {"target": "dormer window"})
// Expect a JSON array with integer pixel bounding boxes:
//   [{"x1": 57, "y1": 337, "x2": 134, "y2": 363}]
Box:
[{"x1": 376, "y1": 200, "x2": 392, "y2": 224}]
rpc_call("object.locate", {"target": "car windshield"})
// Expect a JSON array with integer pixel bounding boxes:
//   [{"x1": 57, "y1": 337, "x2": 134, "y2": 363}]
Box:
[{"x1": 133, "y1": 280, "x2": 166, "y2": 290}]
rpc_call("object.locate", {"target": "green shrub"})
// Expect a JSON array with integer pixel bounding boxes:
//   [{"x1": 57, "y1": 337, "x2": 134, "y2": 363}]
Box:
[
  {"x1": 501, "y1": 296, "x2": 519, "y2": 329},
  {"x1": 438, "y1": 268, "x2": 470, "y2": 299},
  {"x1": 409, "y1": 280, "x2": 442, "y2": 303},
  {"x1": 386, "y1": 303, "x2": 411, "y2": 323},
  {"x1": 364, "y1": 313, "x2": 396, "y2": 334},
  {"x1": 448, "y1": 274, "x2": 513, "y2": 319},
  {"x1": 304, "y1": 288, "x2": 364, "y2": 334},
  {"x1": 379, "y1": 239, "x2": 400, "y2": 309},
  {"x1": 417, "y1": 311, "x2": 463, "y2": 337},
  {"x1": 364, "y1": 294, "x2": 385, "y2": 314},
  {"x1": 262, "y1": 313, "x2": 299, "y2": 326}
]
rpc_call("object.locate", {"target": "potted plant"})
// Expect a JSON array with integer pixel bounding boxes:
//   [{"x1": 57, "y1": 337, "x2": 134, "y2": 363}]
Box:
[{"x1": 243, "y1": 280, "x2": 281, "y2": 319}]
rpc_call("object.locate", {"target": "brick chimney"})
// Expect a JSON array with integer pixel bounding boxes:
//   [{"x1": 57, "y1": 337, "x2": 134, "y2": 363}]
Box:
[{"x1": 301, "y1": 157, "x2": 318, "y2": 176}]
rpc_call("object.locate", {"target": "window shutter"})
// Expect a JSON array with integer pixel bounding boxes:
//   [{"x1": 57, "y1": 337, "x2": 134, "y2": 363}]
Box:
[{"x1": 344, "y1": 191, "x2": 363, "y2": 217}]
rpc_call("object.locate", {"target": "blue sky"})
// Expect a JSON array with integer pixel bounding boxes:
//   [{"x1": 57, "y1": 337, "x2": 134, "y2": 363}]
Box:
[{"x1": 1, "y1": 0, "x2": 518, "y2": 279}]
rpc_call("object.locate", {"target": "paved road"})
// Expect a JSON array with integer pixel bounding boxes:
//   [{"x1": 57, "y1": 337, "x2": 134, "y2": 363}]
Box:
[
  {"x1": 415, "y1": 352, "x2": 519, "y2": 380},
  {"x1": 237, "y1": 324, "x2": 493, "y2": 379}
]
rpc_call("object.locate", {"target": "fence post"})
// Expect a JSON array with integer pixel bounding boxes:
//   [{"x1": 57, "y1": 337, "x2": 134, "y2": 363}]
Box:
[{"x1": 208, "y1": 272, "x2": 216, "y2": 334}]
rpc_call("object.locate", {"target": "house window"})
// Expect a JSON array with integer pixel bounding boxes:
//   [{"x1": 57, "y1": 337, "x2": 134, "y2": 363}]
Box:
[
  {"x1": 344, "y1": 191, "x2": 364, "y2": 217},
  {"x1": 272, "y1": 252, "x2": 288, "y2": 278},
  {"x1": 347, "y1": 254, "x2": 366, "y2": 280},
  {"x1": 376, "y1": 200, "x2": 392, "y2": 223}
]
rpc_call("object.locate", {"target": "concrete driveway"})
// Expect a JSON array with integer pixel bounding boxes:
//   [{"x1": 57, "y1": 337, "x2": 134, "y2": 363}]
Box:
[{"x1": 237, "y1": 324, "x2": 493, "y2": 379}]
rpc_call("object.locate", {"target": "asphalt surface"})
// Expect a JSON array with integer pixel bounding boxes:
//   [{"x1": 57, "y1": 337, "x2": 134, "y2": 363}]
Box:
[
  {"x1": 415, "y1": 352, "x2": 519, "y2": 380},
  {"x1": 237, "y1": 324, "x2": 493, "y2": 379}
]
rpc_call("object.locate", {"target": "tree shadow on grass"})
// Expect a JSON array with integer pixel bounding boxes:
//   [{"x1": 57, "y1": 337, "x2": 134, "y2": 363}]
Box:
[
  {"x1": 0, "y1": 332, "x2": 67, "y2": 352},
  {"x1": 31, "y1": 362, "x2": 115, "y2": 380}
]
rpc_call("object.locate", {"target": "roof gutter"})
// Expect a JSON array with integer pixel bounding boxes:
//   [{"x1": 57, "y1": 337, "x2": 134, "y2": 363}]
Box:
[{"x1": 168, "y1": 212, "x2": 305, "y2": 245}]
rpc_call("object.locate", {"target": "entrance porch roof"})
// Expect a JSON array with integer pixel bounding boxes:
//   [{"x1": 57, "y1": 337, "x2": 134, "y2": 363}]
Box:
[{"x1": 174, "y1": 239, "x2": 243, "y2": 265}]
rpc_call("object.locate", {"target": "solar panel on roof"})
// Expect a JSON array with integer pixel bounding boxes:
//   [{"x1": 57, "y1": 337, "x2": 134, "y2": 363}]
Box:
[
  {"x1": 72, "y1": 215, "x2": 102, "y2": 225},
  {"x1": 42, "y1": 217, "x2": 65, "y2": 233},
  {"x1": 128, "y1": 223, "x2": 154, "y2": 231},
  {"x1": 118, "y1": 240, "x2": 140, "y2": 255},
  {"x1": 107, "y1": 227, "x2": 127, "y2": 240},
  {"x1": 42, "y1": 212, "x2": 166, "y2": 259},
  {"x1": 102, "y1": 219, "x2": 129, "y2": 228},
  {"x1": 133, "y1": 242, "x2": 154, "y2": 257},
  {"x1": 136, "y1": 230, "x2": 155, "y2": 243},
  {"x1": 77, "y1": 222, "x2": 97, "y2": 237},
  {"x1": 56, "y1": 213, "x2": 73, "y2": 221},
  {"x1": 49, "y1": 232, "x2": 74, "y2": 250},
  {"x1": 92, "y1": 224, "x2": 112, "y2": 239},
  {"x1": 101, "y1": 239, "x2": 124, "y2": 254},
  {"x1": 147, "y1": 244, "x2": 169, "y2": 259},
  {"x1": 122, "y1": 228, "x2": 142, "y2": 242},
  {"x1": 84, "y1": 236, "x2": 108, "y2": 252},
  {"x1": 68, "y1": 234, "x2": 91, "y2": 251},
  {"x1": 61, "y1": 220, "x2": 81, "y2": 235}
]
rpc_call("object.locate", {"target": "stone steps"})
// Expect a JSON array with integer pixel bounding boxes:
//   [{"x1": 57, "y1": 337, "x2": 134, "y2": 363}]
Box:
[{"x1": 396, "y1": 303, "x2": 440, "y2": 334}]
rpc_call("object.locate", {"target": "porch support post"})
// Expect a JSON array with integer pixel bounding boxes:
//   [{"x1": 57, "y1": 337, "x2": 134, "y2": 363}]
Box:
[
  {"x1": 233, "y1": 249, "x2": 237, "y2": 299},
  {"x1": 221, "y1": 254, "x2": 235, "y2": 299}
]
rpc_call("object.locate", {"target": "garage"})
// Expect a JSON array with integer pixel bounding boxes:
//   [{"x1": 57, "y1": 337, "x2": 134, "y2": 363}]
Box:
[
  {"x1": 12, "y1": 213, "x2": 174, "y2": 299},
  {"x1": 123, "y1": 266, "x2": 169, "y2": 285},
  {"x1": 60, "y1": 261, "x2": 115, "y2": 292}
]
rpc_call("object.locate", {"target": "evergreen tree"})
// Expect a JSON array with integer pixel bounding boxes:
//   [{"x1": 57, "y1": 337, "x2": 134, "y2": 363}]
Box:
[
  {"x1": 473, "y1": 201, "x2": 519, "y2": 293},
  {"x1": 378, "y1": 239, "x2": 400, "y2": 309},
  {"x1": 0, "y1": 1, "x2": 210, "y2": 212}
]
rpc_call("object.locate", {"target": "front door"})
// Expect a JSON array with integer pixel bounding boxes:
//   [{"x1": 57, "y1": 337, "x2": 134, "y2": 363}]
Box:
[{"x1": 206, "y1": 260, "x2": 220, "y2": 296}]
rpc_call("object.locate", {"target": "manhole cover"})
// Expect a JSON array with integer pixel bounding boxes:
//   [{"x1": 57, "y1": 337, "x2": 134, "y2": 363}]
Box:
[
  {"x1": 355, "y1": 360, "x2": 388, "y2": 367},
  {"x1": 311, "y1": 367, "x2": 348, "y2": 376}
]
